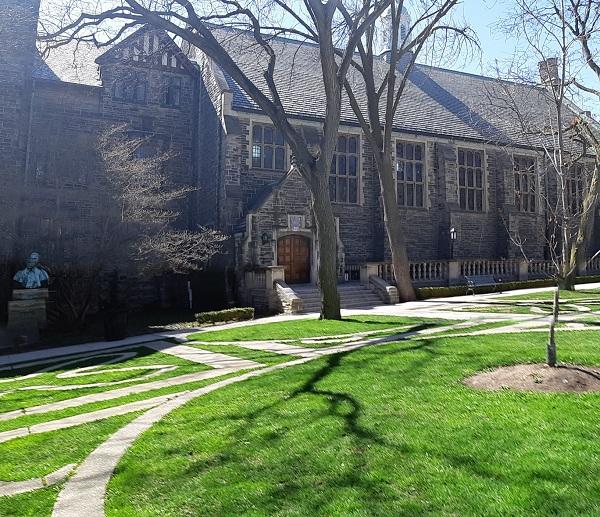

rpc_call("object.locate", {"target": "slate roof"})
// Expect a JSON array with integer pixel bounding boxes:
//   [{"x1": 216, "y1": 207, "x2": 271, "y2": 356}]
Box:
[{"x1": 210, "y1": 28, "x2": 587, "y2": 150}]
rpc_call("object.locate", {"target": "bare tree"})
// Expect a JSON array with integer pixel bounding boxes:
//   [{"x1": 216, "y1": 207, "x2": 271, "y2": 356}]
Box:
[
  {"x1": 40, "y1": 0, "x2": 391, "y2": 320},
  {"x1": 494, "y1": 0, "x2": 600, "y2": 366},
  {"x1": 341, "y1": 0, "x2": 474, "y2": 301},
  {"x1": 98, "y1": 124, "x2": 226, "y2": 276},
  {"x1": 68, "y1": 126, "x2": 226, "y2": 323}
]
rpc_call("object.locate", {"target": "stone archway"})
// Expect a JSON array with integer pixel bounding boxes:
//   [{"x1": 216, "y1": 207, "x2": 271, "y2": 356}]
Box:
[{"x1": 277, "y1": 235, "x2": 311, "y2": 284}]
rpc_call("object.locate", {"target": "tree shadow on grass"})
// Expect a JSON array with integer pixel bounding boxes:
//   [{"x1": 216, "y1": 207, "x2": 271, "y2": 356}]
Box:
[
  {"x1": 180, "y1": 338, "x2": 442, "y2": 485},
  {"x1": 165, "y1": 333, "x2": 600, "y2": 515}
]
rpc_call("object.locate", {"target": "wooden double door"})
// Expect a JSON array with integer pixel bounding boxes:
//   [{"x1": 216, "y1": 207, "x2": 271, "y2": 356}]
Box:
[{"x1": 277, "y1": 235, "x2": 311, "y2": 284}]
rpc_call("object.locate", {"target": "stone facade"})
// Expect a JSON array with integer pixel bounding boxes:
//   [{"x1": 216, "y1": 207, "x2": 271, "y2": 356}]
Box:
[
  {"x1": 202, "y1": 100, "x2": 559, "y2": 285},
  {"x1": 0, "y1": 5, "x2": 200, "y2": 317},
  {"x1": 2, "y1": 4, "x2": 598, "y2": 316}
]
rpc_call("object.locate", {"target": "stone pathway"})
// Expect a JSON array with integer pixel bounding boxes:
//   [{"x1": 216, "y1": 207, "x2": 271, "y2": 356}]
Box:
[
  {"x1": 0, "y1": 368, "x2": 239, "y2": 422},
  {"x1": 0, "y1": 464, "x2": 75, "y2": 498},
  {"x1": 146, "y1": 341, "x2": 261, "y2": 369},
  {"x1": 49, "y1": 320, "x2": 499, "y2": 517},
  {"x1": 1, "y1": 298, "x2": 599, "y2": 516},
  {"x1": 0, "y1": 392, "x2": 186, "y2": 445}
]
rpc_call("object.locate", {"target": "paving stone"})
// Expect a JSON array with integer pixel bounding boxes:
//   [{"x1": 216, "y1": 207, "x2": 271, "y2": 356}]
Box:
[
  {"x1": 0, "y1": 394, "x2": 185, "y2": 445},
  {"x1": 0, "y1": 464, "x2": 75, "y2": 497},
  {"x1": 51, "y1": 357, "x2": 312, "y2": 517},
  {"x1": 0, "y1": 368, "x2": 240, "y2": 422},
  {"x1": 146, "y1": 341, "x2": 262, "y2": 369}
]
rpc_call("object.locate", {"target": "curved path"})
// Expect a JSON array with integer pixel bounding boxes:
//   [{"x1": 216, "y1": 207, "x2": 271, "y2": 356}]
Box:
[
  {"x1": 0, "y1": 464, "x2": 75, "y2": 498},
  {"x1": 0, "y1": 313, "x2": 596, "y2": 517},
  {"x1": 49, "y1": 322, "x2": 475, "y2": 516}
]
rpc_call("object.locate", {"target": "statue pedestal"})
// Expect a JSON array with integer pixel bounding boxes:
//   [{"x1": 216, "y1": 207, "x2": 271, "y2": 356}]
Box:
[{"x1": 7, "y1": 289, "x2": 49, "y2": 344}]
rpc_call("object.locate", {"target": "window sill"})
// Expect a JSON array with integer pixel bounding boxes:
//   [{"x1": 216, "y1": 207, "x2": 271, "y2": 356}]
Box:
[
  {"x1": 398, "y1": 205, "x2": 428, "y2": 211},
  {"x1": 456, "y1": 208, "x2": 488, "y2": 214},
  {"x1": 331, "y1": 201, "x2": 362, "y2": 207},
  {"x1": 248, "y1": 168, "x2": 288, "y2": 173}
]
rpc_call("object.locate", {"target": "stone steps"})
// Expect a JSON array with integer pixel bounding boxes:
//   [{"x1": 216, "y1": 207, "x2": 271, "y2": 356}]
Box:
[{"x1": 291, "y1": 283, "x2": 385, "y2": 312}]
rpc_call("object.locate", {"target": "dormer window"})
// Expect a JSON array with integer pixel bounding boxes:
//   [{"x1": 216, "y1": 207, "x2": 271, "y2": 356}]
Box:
[
  {"x1": 164, "y1": 76, "x2": 182, "y2": 107},
  {"x1": 114, "y1": 72, "x2": 147, "y2": 104}
]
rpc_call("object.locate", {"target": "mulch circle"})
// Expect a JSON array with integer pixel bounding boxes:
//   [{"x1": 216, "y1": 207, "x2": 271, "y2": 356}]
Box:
[{"x1": 464, "y1": 363, "x2": 600, "y2": 393}]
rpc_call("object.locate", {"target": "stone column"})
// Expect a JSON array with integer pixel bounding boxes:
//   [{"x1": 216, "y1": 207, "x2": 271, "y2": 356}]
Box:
[
  {"x1": 265, "y1": 266, "x2": 286, "y2": 312},
  {"x1": 265, "y1": 266, "x2": 286, "y2": 288},
  {"x1": 518, "y1": 260, "x2": 529, "y2": 282},
  {"x1": 447, "y1": 261, "x2": 461, "y2": 285},
  {"x1": 577, "y1": 257, "x2": 588, "y2": 277},
  {"x1": 7, "y1": 288, "x2": 49, "y2": 345},
  {"x1": 360, "y1": 263, "x2": 380, "y2": 285}
]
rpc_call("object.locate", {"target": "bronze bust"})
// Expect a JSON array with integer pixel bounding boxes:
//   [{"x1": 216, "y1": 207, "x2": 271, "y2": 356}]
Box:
[{"x1": 13, "y1": 252, "x2": 49, "y2": 289}]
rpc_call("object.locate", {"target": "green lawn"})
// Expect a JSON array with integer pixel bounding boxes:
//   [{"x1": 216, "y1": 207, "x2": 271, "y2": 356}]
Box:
[
  {"x1": 105, "y1": 330, "x2": 600, "y2": 517},
  {"x1": 0, "y1": 413, "x2": 139, "y2": 482},
  {"x1": 454, "y1": 301, "x2": 600, "y2": 316},
  {"x1": 432, "y1": 320, "x2": 519, "y2": 335},
  {"x1": 453, "y1": 304, "x2": 535, "y2": 314},
  {"x1": 188, "y1": 315, "x2": 444, "y2": 342},
  {"x1": 188, "y1": 344, "x2": 296, "y2": 366},
  {"x1": 0, "y1": 486, "x2": 58, "y2": 517},
  {"x1": 0, "y1": 346, "x2": 210, "y2": 414},
  {"x1": 0, "y1": 371, "x2": 244, "y2": 434},
  {"x1": 501, "y1": 289, "x2": 600, "y2": 302}
]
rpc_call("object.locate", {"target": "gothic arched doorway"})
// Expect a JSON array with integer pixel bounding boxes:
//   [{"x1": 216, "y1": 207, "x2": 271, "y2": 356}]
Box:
[{"x1": 277, "y1": 235, "x2": 311, "y2": 284}]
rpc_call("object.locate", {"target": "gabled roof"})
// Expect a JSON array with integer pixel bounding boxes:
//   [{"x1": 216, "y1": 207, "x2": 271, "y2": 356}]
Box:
[
  {"x1": 95, "y1": 25, "x2": 197, "y2": 75},
  {"x1": 203, "y1": 28, "x2": 589, "y2": 150},
  {"x1": 34, "y1": 25, "x2": 196, "y2": 87}
]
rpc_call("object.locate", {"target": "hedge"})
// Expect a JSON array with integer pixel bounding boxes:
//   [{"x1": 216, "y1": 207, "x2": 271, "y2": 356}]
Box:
[
  {"x1": 195, "y1": 307, "x2": 255, "y2": 325},
  {"x1": 415, "y1": 275, "x2": 600, "y2": 300}
]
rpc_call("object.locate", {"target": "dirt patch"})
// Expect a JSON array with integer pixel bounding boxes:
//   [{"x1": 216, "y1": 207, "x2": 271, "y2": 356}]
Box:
[{"x1": 465, "y1": 363, "x2": 600, "y2": 393}]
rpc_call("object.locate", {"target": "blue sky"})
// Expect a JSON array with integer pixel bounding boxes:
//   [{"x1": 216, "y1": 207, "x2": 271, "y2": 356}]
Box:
[{"x1": 459, "y1": 0, "x2": 515, "y2": 75}]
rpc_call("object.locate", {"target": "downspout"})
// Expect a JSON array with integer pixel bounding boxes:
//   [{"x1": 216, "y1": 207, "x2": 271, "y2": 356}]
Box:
[
  {"x1": 191, "y1": 66, "x2": 200, "y2": 230},
  {"x1": 24, "y1": 80, "x2": 35, "y2": 187}
]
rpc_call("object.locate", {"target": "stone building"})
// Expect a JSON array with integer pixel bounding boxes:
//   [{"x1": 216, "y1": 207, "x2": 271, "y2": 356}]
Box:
[
  {"x1": 195, "y1": 29, "x2": 600, "y2": 294},
  {"x1": 0, "y1": 0, "x2": 202, "y2": 316},
  {"x1": 1, "y1": 1, "x2": 599, "y2": 315}
]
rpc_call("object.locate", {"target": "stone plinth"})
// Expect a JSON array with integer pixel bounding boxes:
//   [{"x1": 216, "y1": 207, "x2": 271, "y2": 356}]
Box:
[{"x1": 7, "y1": 289, "x2": 49, "y2": 341}]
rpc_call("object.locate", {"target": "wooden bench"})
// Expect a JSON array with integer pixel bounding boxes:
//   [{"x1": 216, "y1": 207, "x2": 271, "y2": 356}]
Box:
[{"x1": 464, "y1": 275, "x2": 502, "y2": 295}]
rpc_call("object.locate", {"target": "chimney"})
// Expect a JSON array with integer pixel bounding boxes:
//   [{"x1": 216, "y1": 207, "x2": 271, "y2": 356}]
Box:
[{"x1": 538, "y1": 58, "x2": 559, "y2": 87}]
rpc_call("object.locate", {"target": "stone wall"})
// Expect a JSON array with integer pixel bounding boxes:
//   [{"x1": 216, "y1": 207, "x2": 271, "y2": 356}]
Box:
[
  {"x1": 0, "y1": 0, "x2": 41, "y2": 260},
  {"x1": 0, "y1": 22, "x2": 202, "y2": 314},
  {"x1": 213, "y1": 110, "x2": 558, "y2": 275}
]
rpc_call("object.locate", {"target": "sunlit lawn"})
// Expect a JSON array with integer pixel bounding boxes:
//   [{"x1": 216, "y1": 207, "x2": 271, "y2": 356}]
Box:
[
  {"x1": 188, "y1": 315, "x2": 445, "y2": 342},
  {"x1": 106, "y1": 330, "x2": 600, "y2": 517}
]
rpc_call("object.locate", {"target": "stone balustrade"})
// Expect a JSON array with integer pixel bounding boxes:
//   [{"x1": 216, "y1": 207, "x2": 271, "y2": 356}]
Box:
[
  {"x1": 527, "y1": 260, "x2": 558, "y2": 279},
  {"x1": 588, "y1": 256, "x2": 600, "y2": 273},
  {"x1": 410, "y1": 261, "x2": 448, "y2": 284},
  {"x1": 460, "y1": 259, "x2": 519, "y2": 279},
  {"x1": 243, "y1": 256, "x2": 600, "y2": 313}
]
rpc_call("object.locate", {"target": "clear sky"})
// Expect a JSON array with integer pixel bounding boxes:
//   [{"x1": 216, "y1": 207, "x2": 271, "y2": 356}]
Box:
[{"x1": 457, "y1": 0, "x2": 517, "y2": 76}]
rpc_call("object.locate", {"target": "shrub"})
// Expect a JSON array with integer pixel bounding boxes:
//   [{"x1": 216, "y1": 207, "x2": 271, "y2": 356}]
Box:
[
  {"x1": 195, "y1": 307, "x2": 254, "y2": 325},
  {"x1": 416, "y1": 275, "x2": 600, "y2": 300}
]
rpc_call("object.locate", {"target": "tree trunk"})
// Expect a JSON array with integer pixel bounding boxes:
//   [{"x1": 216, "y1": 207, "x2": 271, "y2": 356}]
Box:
[
  {"x1": 378, "y1": 153, "x2": 416, "y2": 301},
  {"x1": 309, "y1": 170, "x2": 341, "y2": 320},
  {"x1": 547, "y1": 286, "x2": 559, "y2": 367},
  {"x1": 559, "y1": 273, "x2": 575, "y2": 291}
]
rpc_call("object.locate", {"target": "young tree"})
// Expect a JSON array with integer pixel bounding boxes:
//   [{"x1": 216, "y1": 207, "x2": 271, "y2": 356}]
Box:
[
  {"x1": 40, "y1": 0, "x2": 391, "y2": 320},
  {"x1": 494, "y1": 0, "x2": 600, "y2": 366},
  {"x1": 341, "y1": 0, "x2": 473, "y2": 301},
  {"x1": 98, "y1": 125, "x2": 226, "y2": 275}
]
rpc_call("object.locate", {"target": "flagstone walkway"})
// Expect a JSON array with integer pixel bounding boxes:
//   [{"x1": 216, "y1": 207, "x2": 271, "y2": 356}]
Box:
[{"x1": 1, "y1": 285, "x2": 599, "y2": 515}]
